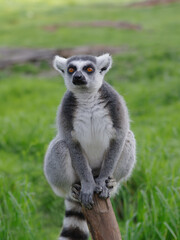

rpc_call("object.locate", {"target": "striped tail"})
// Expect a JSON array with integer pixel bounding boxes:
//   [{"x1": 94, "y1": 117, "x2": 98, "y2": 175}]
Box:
[{"x1": 59, "y1": 198, "x2": 89, "y2": 240}]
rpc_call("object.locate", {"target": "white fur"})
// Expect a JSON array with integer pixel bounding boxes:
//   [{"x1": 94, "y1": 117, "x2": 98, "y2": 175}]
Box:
[
  {"x1": 63, "y1": 217, "x2": 89, "y2": 234},
  {"x1": 65, "y1": 199, "x2": 82, "y2": 212},
  {"x1": 53, "y1": 55, "x2": 67, "y2": 76},
  {"x1": 96, "y1": 53, "x2": 112, "y2": 74},
  {"x1": 72, "y1": 92, "x2": 115, "y2": 169}
]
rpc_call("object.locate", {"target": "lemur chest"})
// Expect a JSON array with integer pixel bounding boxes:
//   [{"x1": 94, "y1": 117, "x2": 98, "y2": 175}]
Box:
[{"x1": 73, "y1": 100, "x2": 115, "y2": 168}]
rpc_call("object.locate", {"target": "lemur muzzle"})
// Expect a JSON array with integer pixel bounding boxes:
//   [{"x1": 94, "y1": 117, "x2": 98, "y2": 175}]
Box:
[{"x1": 73, "y1": 71, "x2": 87, "y2": 85}]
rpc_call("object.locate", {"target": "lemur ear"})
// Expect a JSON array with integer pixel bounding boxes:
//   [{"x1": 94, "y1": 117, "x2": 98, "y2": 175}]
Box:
[
  {"x1": 96, "y1": 53, "x2": 112, "y2": 74},
  {"x1": 53, "y1": 55, "x2": 67, "y2": 76}
]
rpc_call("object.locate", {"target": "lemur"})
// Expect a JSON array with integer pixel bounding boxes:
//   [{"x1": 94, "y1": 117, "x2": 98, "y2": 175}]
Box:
[{"x1": 44, "y1": 54, "x2": 136, "y2": 240}]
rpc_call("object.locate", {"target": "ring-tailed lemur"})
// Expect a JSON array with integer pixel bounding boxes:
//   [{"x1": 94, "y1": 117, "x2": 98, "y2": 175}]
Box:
[{"x1": 44, "y1": 54, "x2": 136, "y2": 240}]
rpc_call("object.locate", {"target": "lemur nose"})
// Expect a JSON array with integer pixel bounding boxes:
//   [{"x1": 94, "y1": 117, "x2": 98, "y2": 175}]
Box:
[{"x1": 73, "y1": 71, "x2": 87, "y2": 85}]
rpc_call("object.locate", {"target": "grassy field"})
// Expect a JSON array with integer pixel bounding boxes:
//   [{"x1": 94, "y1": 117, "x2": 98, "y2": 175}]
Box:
[{"x1": 0, "y1": 0, "x2": 180, "y2": 239}]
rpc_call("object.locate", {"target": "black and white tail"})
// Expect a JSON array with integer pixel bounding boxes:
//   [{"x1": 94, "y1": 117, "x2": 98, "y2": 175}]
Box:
[{"x1": 59, "y1": 198, "x2": 89, "y2": 240}]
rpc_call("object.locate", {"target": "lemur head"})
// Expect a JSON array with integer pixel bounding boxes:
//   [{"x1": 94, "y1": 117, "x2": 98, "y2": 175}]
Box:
[{"x1": 53, "y1": 54, "x2": 112, "y2": 93}]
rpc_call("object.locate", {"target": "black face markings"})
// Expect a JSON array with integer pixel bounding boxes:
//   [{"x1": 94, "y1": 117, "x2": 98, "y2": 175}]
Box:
[
  {"x1": 68, "y1": 64, "x2": 76, "y2": 69},
  {"x1": 83, "y1": 64, "x2": 95, "y2": 74},
  {"x1": 67, "y1": 64, "x2": 77, "y2": 74},
  {"x1": 67, "y1": 62, "x2": 95, "y2": 77},
  {"x1": 73, "y1": 71, "x2": 87, "y2": 85},
  {"x1": 60, "y1": 227, "x2": 88, "y2": 240},
  {"x1": 67, "y1": 55, "x2": 96, "y2": 64}
]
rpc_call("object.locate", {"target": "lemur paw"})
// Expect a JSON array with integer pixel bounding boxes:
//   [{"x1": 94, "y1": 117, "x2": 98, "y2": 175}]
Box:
[
  {"x1": 79, "y1": 190, "x2": 94, "y2": 210},
  {"x1": 99, "y1": 186, "x2": 110, "y2": 199},
  {"x1": 95, "y1": 178, "x2": 110, "y2": 199},
  {"x1": 71, "y1": 183, "x2": 95, "y2": 209}
]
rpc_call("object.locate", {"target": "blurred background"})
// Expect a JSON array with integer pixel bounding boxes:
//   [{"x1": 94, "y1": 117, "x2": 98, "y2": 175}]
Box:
[{"x1": 0, "y1": 0, "x2": 180, "y2": 239}]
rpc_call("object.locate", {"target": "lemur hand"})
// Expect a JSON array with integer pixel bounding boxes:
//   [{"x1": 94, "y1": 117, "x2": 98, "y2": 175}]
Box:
[
  {"x1": 95, "y1": 177, "x2": 110, "y2": 199},
  {"x1": 79, "y1": 181, "x2": 96, "y2": 209}
]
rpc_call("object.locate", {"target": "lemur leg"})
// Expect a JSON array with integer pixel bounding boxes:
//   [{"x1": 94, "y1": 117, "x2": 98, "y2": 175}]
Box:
[
  {"x1": 44, "y1": 137, "x2": 78, "y2": 197},
  {"x1": 113, "y1": 130, "x2": 136, "y2": 189},
  {"x1": 70, "y1": 128, "x2": 136, "y2": 201}
]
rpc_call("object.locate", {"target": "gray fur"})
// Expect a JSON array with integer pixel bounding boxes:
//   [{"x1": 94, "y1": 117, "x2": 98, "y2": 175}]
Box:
[
  {"x1": 67, "y1": 55, "x2": 96, "y2": 64},
  {"x1": 44, "y1": 54, "x2": 136, "y2": 236}
]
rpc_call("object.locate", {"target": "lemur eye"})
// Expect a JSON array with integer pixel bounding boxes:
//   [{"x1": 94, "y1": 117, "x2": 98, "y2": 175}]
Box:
[
  {"x1": 87, "y1": 67, "x2": 93, "y2": 73},
  {"x1": 68, "y1": 68, "x2": 75, "y2": 73}
]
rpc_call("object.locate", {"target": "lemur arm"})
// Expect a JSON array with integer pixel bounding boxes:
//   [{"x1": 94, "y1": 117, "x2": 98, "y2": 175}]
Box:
[
  {"x1": 97, "y1": 129, "x2": 126, "y2": 180},
  {"x1": 59, "y1": 91, "x2": 96, "y2": 207},
  {"x1": 65, "y1": 135, "x2": 96, "y2": 208},
  {"x1": 67, "y1": 139, "x2": 95, "y2": 186},
  {"x1": 95, "y1": 83, "x2": 129, "y2": 194}
]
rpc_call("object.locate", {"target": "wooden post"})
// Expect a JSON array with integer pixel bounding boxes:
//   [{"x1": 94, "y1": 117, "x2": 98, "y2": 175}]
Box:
[{"x1": 82, "y1": 194, "x2": 122, "y2": 240}]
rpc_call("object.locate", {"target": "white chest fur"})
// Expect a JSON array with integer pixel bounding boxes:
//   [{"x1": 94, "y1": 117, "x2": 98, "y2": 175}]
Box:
[{"x1": 72, "y1": 93, "x2": 115, "y2": 169}]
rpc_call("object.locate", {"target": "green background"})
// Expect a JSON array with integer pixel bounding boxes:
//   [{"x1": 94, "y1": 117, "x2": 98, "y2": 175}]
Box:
[{"x1": 0, "y1": 0, "x2": 179, "y2": 239}]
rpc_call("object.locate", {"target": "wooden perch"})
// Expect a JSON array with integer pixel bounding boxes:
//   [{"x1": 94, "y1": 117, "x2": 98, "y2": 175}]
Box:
[{"x1": 82, "y1": 194, "x2": 122, "y2": 240}]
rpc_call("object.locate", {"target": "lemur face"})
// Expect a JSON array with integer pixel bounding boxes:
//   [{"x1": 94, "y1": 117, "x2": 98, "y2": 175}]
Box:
[
  {"x1": 53, "y1": 54, "x2": 112, "y2": 93},
  {"x1": 66, "y1": 56, "x2": 96, "y2": 88}
]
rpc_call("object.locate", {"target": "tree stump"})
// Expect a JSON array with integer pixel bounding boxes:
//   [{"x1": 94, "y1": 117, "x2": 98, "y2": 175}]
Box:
[{"x1": 82, "y1": 194, "x2": 122, "y2": 240}]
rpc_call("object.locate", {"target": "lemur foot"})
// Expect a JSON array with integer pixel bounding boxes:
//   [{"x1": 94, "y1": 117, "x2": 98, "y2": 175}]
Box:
[
  {"x1": 106, "y1": 177, "x2": 117, "y2": 190},
  {"x1": 99, "y1": 177, "x2": 117, "y2": 198},
  {"x1": 95, "y1": 176, "x2": 117, "y2": 199},
  {"x1": 70, "y1": 183, "x2": 81, "y2": 201},
  {"x1": 99, "y1": 187, "x2": 110, "y2": 199},
  {"x1": 105, "y1": 177, "x2": 118, "y2": 196}
]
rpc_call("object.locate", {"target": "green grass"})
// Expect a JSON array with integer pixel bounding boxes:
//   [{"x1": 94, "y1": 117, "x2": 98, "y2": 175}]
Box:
[{"x1": 0, "y1": 0, "x2": 180, "y2": 239}]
